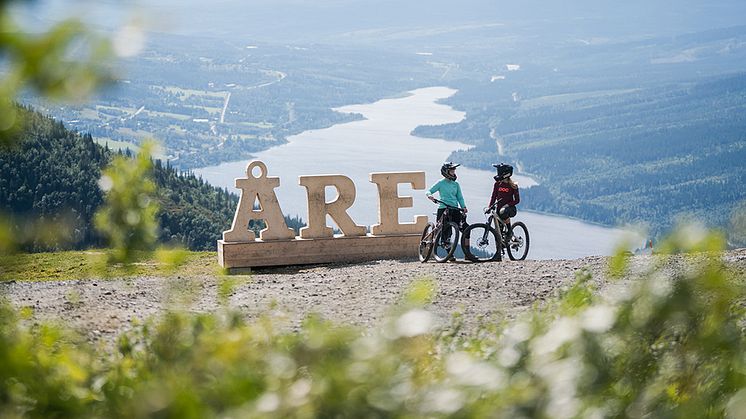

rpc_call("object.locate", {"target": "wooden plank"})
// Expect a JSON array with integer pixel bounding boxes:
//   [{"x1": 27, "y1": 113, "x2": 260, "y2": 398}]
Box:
[{"x1": 218, "y1": 234, "x2": 422, "y2": 268}]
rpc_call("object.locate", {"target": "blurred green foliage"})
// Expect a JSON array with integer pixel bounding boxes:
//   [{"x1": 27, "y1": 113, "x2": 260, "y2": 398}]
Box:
[
  {"x1": 1, "y1": 230, "x2": 745, "y2": 418},
  {"x1": 94, "y1": 141, "x2": 159, "y2": 266},
  {"x1": 91, "y1": 140, "x2": 190, "y2": 273},
  {"x1": 0, "y1": 4, "x2": 112, "y2": 147},
  {"x1": 1, "y1": 2, "x2": 745, "y2": 416},
  {"x1": 0, "y1": 2, "x2": 189, "y2": 273},
  {"x1": 0, "y1": 107, "x2": 246, "y2": 252},
  {"x1": 0, "y1": 0, "x2": 113, "y2": 259}
]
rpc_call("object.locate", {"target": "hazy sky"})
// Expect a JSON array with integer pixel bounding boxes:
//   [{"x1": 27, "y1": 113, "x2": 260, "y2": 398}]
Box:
[{"x1": 13, "y1": 0, "x2": 746, "y2": 43}]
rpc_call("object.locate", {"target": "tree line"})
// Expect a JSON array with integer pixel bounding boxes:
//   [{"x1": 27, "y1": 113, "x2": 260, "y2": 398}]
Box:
[
  {"x1": 0, "y1": 105, "x2": 304, "y2": 251},
  {"x1": 415, "y1": 73, "x2": 746, "y2": 244}
]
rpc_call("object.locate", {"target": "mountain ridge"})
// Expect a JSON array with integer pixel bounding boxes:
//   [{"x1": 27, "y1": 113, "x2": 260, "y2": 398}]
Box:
[{"x1": 0, "y1": 106, "x2": 303, "y2": 251}]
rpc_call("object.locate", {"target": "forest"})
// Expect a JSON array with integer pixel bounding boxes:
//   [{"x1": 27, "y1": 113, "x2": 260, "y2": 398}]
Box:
[
  {"x1": 415, "y1": 72, "x2": 746, "y2": 243},
  {"x1": 15, "y1": 19, "x2": 746, "y2": 245},
  {"x1": 0, "y1": 106, "x2": 303, "y2": 251}
]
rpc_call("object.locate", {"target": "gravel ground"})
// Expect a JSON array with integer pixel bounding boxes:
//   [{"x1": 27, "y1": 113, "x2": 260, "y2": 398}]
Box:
[{"x1": 2, "y1": 249, "x2": 746, "y2": 343}]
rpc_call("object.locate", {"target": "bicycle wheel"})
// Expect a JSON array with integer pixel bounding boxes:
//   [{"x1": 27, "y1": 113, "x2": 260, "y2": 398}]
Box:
[
  {"x1": 462, "y1": 223, "x2": 501, "y2": 262},
  {"x1": 418, "y1": 222, "x2": 435, "y2": 262},
  {"x1": 433, "y1": 222, "x2": 459, "y2": 263},
  {"x1": 506, "y1": 222, "x2": 530, "y2": 261}
]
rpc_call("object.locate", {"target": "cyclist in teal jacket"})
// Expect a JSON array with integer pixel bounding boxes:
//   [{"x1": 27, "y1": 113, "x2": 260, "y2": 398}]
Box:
[{"x1": 426, "y1": 162, "x2": 468, "y2": 231}]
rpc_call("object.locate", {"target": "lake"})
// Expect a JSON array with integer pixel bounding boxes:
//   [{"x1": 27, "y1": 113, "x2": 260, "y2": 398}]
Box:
[{"x1": 194, "y1": 87, "x2": 639, "y2": 260}]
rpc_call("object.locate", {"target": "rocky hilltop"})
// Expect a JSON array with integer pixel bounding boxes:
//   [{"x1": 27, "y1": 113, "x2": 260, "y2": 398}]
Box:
[{"x1": 3, "y1": 250, "x2": 746, "y2": 343}]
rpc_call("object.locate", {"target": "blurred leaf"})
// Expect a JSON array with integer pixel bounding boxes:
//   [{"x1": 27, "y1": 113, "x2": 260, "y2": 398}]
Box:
[
  {"x1": 1, "y1": 223, "x2": 746, "y2": 418},
  {"x1": 94, "y1": 140, "x2": 160, "y2": 267},
  {"x1": 0, "y1": 11, "x2": 114, "y2": 146},
  {"x1": 608, "y1": 245, "x2": 631, "y2": 279},
  {"x1": 402, "y1": 277, "x2": 437, "y2": 307},
  {"x1": 556, "y1": 269, "x2": 595, "y2": 315}
]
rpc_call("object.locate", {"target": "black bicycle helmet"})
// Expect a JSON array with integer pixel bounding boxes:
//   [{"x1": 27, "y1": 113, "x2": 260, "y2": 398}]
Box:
[
  {"x1": 493, "y1": 163, "x2": 513, "y2": 181},
  {"x1": 441, "y1": 162, "x2": 460, "y2": 180}
]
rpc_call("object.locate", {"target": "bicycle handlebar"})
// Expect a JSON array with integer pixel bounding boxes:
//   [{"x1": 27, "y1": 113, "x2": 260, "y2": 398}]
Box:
[
  {"x1": 431, "y1": 198, "x2": 465, "y2": 212},
  {"x1": 486, "y1": 198, "x2": 508, "y2": 212}
]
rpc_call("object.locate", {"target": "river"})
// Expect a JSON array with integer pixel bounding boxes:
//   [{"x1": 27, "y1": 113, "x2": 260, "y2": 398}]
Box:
[{"x1": 194, "y1": 87, "x2": 638, "y2": 260}]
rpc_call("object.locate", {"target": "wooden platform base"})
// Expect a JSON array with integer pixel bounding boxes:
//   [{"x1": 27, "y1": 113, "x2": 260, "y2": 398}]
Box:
[{"x1": 218, "y1": 234, "x2": 422, "y2": 269}]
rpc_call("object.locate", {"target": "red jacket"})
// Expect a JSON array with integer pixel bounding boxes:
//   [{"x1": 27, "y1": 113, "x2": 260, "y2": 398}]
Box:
[{"x1": 489, "y1": 181, "x2": 520, "y2": 208}]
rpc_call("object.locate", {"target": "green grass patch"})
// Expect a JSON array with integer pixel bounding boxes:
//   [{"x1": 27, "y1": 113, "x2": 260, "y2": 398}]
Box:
[
  {"x1": 0, "y1": 250, "x2": 221, "y2": 281},
  {"x1": 237, "y1": 121, "x2": 274, "y2": 129},
  {"x1": 78, "y1": 108, "x2": 102, "y2": 120},
  {"x1": 115, "y1": 127, "x2": 154, "y2": 140}
]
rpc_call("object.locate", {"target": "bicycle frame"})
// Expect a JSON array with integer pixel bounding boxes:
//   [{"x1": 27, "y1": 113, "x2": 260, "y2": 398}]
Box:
[
  {"x1": 480, "y1": 198, "x2": 530, "y2": 261},
  {"x1": 431, "y1": 199, "x2": 464, "y2": 228},
  {"x1": 422, "y1": 209, "x2": 449, "y2": 244},
  {"x1": 419, "y1": 198, "x2": 467, "y2": 262},
  {"x1": 484, "y1": 199, "x2": 510, "y2": 234}
]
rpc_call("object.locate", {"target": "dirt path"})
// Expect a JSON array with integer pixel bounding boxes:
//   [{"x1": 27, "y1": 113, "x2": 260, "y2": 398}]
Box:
[{"x1": 3, "y1": 250, "x2": 745, "y2": 343}]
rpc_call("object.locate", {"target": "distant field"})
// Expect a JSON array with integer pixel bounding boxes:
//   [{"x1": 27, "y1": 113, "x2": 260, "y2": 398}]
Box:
[
  {"x1": 147, "y1": 110, "x2": 193, "y2": 120},
  {"x1": 183, "y1": 104, "x2": 222, "y2": 114},
  {"x1": 93, "y1": 137, "x2": 140, "y2": 153},
  {"x1": 239, "y1": 121, "x2": 274, "y2": 129},
  {"x1": 93, "y1": 137, "x2": 167, "y2": 160},
  {"x1": 160, "y1": 86, "x2": 229, "y2": 100},
  {"x1": 79, "y1": 108, "x2": 101, "y2": 120},
  {"x1": 116, "y1": 127, "x2": 156, "y2": 140},
  {"x1": 97, "y1": 104, "x2": 139, "y2": 117}
]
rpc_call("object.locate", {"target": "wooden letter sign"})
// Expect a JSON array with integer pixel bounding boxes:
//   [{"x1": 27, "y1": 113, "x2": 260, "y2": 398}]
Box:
[{"x1": 218, "y1": 161, "x2": 428, "y2": 269}]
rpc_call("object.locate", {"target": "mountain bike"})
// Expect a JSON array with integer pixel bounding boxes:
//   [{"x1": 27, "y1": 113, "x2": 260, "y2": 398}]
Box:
[
  {"x1": 463, "y1": 201, "x2": 529, "y2": 261},
  {"x1": 490, "y1": 201, "x2": 529, "y2": 260},
  {"x1": 461, "y1": 213, "x2": 502, "y2": 263},
  {"x1": 418, "y1": 199, "x2": 467, "y2": 263}
]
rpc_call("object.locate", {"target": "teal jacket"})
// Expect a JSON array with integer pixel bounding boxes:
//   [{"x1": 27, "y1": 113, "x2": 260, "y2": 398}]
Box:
[{"x1": 427, "y1": 178, "x2": 466, "y2": 210}]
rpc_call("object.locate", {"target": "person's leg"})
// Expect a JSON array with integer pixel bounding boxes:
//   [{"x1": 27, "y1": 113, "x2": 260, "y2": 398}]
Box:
[
  {"x1": 444, "y1": 211, "x2": 460, "y2": 260},
  {"x1": 437, "y1": 208, "x2": 451, "y2": 244},
  {"x1": 504, "y1": 206, "x2": 516, "y2": 227}
]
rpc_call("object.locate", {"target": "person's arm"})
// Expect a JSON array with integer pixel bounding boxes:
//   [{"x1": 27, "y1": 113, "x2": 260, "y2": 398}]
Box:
[
  {"x1": 456, "y1": 183, "x2": 467, "y2": 213},
  {"x1": 513, "y1": 186, "x2": 520, "y2": 206},
  {"x1": 426, "y1": 180, "x2": 441, "y2": 202},
  {"x1": 488, "y1": 182, "x2": 498, "y2": 208}
]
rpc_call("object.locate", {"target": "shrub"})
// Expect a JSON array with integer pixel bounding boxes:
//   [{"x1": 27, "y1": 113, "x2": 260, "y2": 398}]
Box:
[{"x1": 1, "y1": 230, "x2": 745, "y2": 418}]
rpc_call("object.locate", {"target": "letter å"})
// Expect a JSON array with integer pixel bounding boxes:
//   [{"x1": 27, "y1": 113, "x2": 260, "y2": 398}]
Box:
[{"x1": 222, "y1": 161, "x2": 295, "y2": 241}]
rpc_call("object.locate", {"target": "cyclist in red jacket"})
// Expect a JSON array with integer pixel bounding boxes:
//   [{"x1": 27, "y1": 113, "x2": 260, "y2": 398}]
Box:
[{"x1": 488, "y1": 163, "x2": 520, "y2": 228}]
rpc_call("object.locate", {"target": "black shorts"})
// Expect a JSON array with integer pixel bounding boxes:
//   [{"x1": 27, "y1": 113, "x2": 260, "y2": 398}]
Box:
[
  {"x1": 499, "y1": 205, "x2": 517, "y2": 220},
  {"x1": 437, "y1": 207, "x2": 468, "y2": 231}
]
